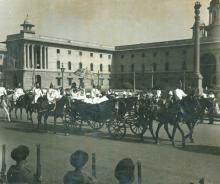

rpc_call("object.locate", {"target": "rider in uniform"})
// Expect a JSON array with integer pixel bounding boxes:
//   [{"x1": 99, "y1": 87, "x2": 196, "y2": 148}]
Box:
[
  {"x1": 63, "y1": 150, "x2": 96, "y2": 184},
  {"x1": 13, "y1": 83, "x2": 25, "y2": 105},
  {"x1": 47, "y1": 83, "x2": 60, "y2": 110},
  {"x1": 32, "y1": 83, "x2": 43, "y2": 104},
  {"x1": 7, "y1": 145, "x2": 37, "y2": 184},
  {"x1": 114, "y1": 158, "x2": 135, "y2": 184}
]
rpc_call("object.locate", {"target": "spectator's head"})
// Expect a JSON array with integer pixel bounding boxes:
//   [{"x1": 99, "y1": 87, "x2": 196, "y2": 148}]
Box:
[
  {"x1": 115, "y1": 158, "x2": 135, "y2": 184},
  {"x1": 11, "y1": 145, "x2": 30, "y2": 163},
  {"x1": 70, "y1": 150, "x2": 88, "y2": 169}
]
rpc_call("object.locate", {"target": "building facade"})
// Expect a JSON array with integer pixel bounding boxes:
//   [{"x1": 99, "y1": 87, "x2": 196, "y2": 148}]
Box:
[
  {"x1": 5, "y1": 18, "x2": 114, "y2": 90},
  {"x1": 0, "y1": 45, "x2": 6, "y2": 86},
  {"x1": 3, "y1": 0, "x2": 220, "y2": 99}
]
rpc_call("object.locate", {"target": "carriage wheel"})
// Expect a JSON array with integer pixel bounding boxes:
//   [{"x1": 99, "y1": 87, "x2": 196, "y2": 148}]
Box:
[
  {"x1": 65, "y1": 114, "x2": 82, "y2": 131},
  {"x1": 88, "y1": 120, "x2": 104, "y2": 130},
  {"x1": 129, "y1": 116, "x2": 147, "y2": 136},
  {"x1": 107, "y1": 118, "x2": 126, "y2": 139}
]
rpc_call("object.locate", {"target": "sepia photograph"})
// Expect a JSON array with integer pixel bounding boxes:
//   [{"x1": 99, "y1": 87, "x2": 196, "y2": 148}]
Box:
[{"x1": 0, "y1": 0, "x2": 220, "y2": 183}]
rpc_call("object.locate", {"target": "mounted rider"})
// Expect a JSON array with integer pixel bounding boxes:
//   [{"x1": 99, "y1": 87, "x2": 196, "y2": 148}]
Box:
[
  {"x1": 47, "y1": 83, "x2": 60, "y2": 105},
  {"x1": 32, "y1": 83, "x2": 43, "y2": 104},
  {"x1": 13, "y1": 83, "x2": 25, "y2": 105}
]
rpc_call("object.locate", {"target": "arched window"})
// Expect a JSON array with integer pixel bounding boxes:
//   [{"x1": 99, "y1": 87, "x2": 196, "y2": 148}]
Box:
[
  {"x1": 79, "y1": 62, "x2": 82, "y2": 69},
  {"x1": 108, "y1": 64, "x2": 111, "y2": 72},
  {"x1": 153, "y1": 63, "x2": 157, "y2": 71},
  {"x1": 68, "y1": 61, "x2": 71, "y2": 70},
  {"x1": 90, "y1": 63, "x2": 93, "y2": 71},
  {"x1": 100, "y1": 64, "x2": 103, "y2": 72},
  {"x1": 121, "y1": 65, "x2": 124, "y2": 72},
  {"x1": 131, "y1": 64, "x2": 134, "y2": 72},
  {"x1": 57, "y1": 60, "x2": 60, "y2": 69},
  {"x1": 165, "y1": 62, "x2": 169, "y2": 71}
]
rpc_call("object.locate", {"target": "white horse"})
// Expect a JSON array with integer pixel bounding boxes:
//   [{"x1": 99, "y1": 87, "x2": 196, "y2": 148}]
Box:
[{"x1": 0, "y1": 95, "x2": 11, "y2": 122}]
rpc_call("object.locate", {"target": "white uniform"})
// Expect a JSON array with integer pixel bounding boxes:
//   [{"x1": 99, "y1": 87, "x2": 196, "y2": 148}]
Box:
[
  {"x1": 13, "y1": 88, "x2": 25, "y2": 103},
  {"x1": 0, "y1": 87, "x2": 7, "y2": 97},
  {"x1": 33, "y1": 87, "x2": 43, "y2": 103},
  {"x1": 174, "y1": 88, "x2": 187, "y2": 100},
  {"x1": 47, "y1": 88, "x2": 60, "y2": 104},
  {"x1": 91, "y1": 88, "x2": 101, "y2": 98}
]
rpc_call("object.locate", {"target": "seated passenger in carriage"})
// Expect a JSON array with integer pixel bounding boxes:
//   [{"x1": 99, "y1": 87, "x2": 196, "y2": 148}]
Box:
[
  {"x1": 7, "y1": 145, "x2": 37, "y2": 184},
  {"x1": 13, "y1": 83, "x2": 25, "y2": 105},
  {"x1": 63, "y1": 150, "x2": 96, "y2": 184},
  {"x1": 115, "y1": 158, "x2": 135, "y2": 184}
]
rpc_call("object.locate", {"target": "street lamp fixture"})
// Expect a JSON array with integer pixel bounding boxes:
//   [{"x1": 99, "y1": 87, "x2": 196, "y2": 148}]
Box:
[{"x1": 61, "y1": 63, "x2": 65, "y2": 89}]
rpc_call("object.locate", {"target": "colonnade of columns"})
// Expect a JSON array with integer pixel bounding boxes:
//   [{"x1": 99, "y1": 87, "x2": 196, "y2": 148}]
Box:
[{"x1": 23, "y1": 44, "x2": 48, "y2": 69}]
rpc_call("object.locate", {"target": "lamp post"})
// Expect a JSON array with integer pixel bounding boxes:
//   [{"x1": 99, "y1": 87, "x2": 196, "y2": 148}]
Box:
[
  {"x1": 183, "y1": 70, "x2": 186, "y2": 90},
  {"x1": 61, "y1": 63, "x2": 65, "y2": 89},
  {"x1": 133, "y1": 71, "x2": 136, "y2": 92}
]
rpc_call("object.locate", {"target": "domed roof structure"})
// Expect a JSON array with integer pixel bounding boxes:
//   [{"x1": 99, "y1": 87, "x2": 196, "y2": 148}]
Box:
[{"x1": 20, "y1": 14, "x2": 35, "y2": 34}]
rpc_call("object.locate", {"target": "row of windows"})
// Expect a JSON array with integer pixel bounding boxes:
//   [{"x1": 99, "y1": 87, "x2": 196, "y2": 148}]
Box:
[
  {"x1": 120, "y1": 61, "x2": 187, "y2": 72},
  {"x1": 120, "y1": 50, "x2": 187, "y2": 59},
  {"x1": 56, "y1": 49, "x2": 111, "y2": 59},
  {"x1": 57, "y1": 61, "x2": 111, "y2": 72}
]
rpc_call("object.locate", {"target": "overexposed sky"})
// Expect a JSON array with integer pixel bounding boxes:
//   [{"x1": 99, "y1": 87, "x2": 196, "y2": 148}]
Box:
[{"x1": 0, "y1": 0, "x2": 210, "y2": 46}]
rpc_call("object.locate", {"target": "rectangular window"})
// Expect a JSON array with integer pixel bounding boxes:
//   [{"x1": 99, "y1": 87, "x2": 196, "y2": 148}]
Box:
[
  {"x1": 100, "y1": 54, "x2": 102, "y2": 58},
  {"x1": 68, "y1": 50, "x2": 71, "y2": 55},
  {"x1": 0, "y1": 66, "x2": 2, "y2": 72},
  {"x1": 0, "y1": 55, "x2": 2, "y2": 59},
  {"x1": 79, "y1": 51, "x2": 82, "y2": 56},
  {"x1": 121, "y1": 55, "x2": 124, "y2": 59},
  {"x1": 90, "y1": 53, "x2": 93, "y2": 57},
  {"x1": 57, "y1": 78, "x2": 61, "y2": 86},
  {"x1": 57, "y1": 61, "x2": 61, "y2": 69},
  {"x1": 108, "y1": 65, "x2": 111, "y2": 72},
  {"x1": 57, "y1": 49, "x2": 60, "y2": 54},
  {"x1": 68, "y1": 62, "x2": 71, "y2": 70},
  {"x1": 108, "y1": 55, "x2": 111, "y2": 59},
  {"x1": 68, "y1": 78, "x2": 72, "y2": 86}
]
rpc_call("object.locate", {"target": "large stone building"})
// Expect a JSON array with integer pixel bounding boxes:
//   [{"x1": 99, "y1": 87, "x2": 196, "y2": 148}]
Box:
[
  {"x1": 4, "y1": 18, "x2": 114, "y2": 89},
  {"x1": 2, "y1": 0, "x2": 220, "y2": 98},
  {"x1": 0, "y1": 45, "x2": 6, "y2": 86}
]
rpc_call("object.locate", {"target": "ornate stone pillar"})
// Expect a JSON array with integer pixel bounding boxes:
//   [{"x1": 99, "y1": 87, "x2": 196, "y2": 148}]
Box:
[{"x1": 193, "y1": 1, "x2": 203, "y2": 94}]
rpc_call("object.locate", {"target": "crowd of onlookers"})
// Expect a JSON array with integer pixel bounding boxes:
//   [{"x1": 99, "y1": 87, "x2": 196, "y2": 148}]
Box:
[{"x1": 0, "y1": 145, "x2": 205, "y2": 184}]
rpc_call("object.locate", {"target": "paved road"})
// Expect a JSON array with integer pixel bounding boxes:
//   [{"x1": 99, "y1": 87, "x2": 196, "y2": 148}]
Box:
[{"x1": 0, "y1": 113, "x2": 220, "y2": 184}]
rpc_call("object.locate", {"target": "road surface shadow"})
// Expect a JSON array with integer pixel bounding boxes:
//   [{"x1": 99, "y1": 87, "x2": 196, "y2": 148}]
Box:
[{"x1": 179, "y1": 145, "x2": 220, "y2": 156}]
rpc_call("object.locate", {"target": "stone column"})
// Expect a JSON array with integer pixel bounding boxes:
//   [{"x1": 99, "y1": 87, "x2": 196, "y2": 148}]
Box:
[
  {"x1": 215, "y1": 51, "x2": 220, "y2": 102},
  {"x1": 23, "y1": 44, "x2": 26, "y2": 69},
  {"x1": 26, "y1": 44, "x2": 29, "y2": 68},
  {"x1": 31, "y1": 44, "x2": 34, "y2": 68},
  {"x1": 40, "y1": 45, "x2": 43, "y2": 69},
  {"x1": 45, "y1": 47, "x2": 48, "y2": 69},
  {"x1": 193, "y1": 1, "x2": 203, "y2": 94}
]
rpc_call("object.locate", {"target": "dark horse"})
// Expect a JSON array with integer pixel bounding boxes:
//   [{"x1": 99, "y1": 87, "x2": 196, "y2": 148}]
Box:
[{"x1": 36, "y1": 95, "x2": 69, "y2": 133}]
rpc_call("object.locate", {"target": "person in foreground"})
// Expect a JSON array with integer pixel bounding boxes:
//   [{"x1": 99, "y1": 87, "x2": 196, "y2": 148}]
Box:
[
  {"x1": 7, "y1": 145, "x2": 37, "y2": 184},
  {"x1": 63, "y1": 150, "x2": 96, "y2": 184},
  {"x1": 115, "y1": 158, "x2": 135, "y2": 184}
]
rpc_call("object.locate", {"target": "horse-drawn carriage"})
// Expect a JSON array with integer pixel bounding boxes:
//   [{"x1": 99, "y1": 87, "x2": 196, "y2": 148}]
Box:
[{"x1": 64, "y1": 96, "x2": 147, "y2": 139}]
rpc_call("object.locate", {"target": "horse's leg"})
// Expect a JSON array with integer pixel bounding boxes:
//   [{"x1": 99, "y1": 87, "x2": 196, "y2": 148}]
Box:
[
  {"x1": 37, "y1": 113, "x2": 42, "y2": 129},
  {"x1": 15, "y1": 107, "x2": 18, "y2": 119},
  {"x1": 26, "y1": 108, "x2": 29, "y2": 121},
  {"x1": 164, "y1": 123, "x2": 172, "y2": 141},
  {"x1": 54, "y1": 116, "x2": 57, "y2": 134},
  {"x1": 3, "y1": 106, "x2": 11, "y2": 122},
  {"x1": 176, "y1": 123, "x2": 185, "y2": 147},
  {"x1": 148, "y1": 119, "x2": 156, "y2": 141},
  {"x1": 43, "y1": 113, "x2": 48, "y2": 131},
  {"x1": 171, "y1": 123, "x2": 178, "y2": 146},
  {"x1": 155, "y1": 121, "x2": 163, "y2": 144},
  {"x1": 20, "y1": 108, "x2": 22, "y2": 120},
  {"x1": 185, "y1": 122, "x2": 194, "y2": 143}
]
